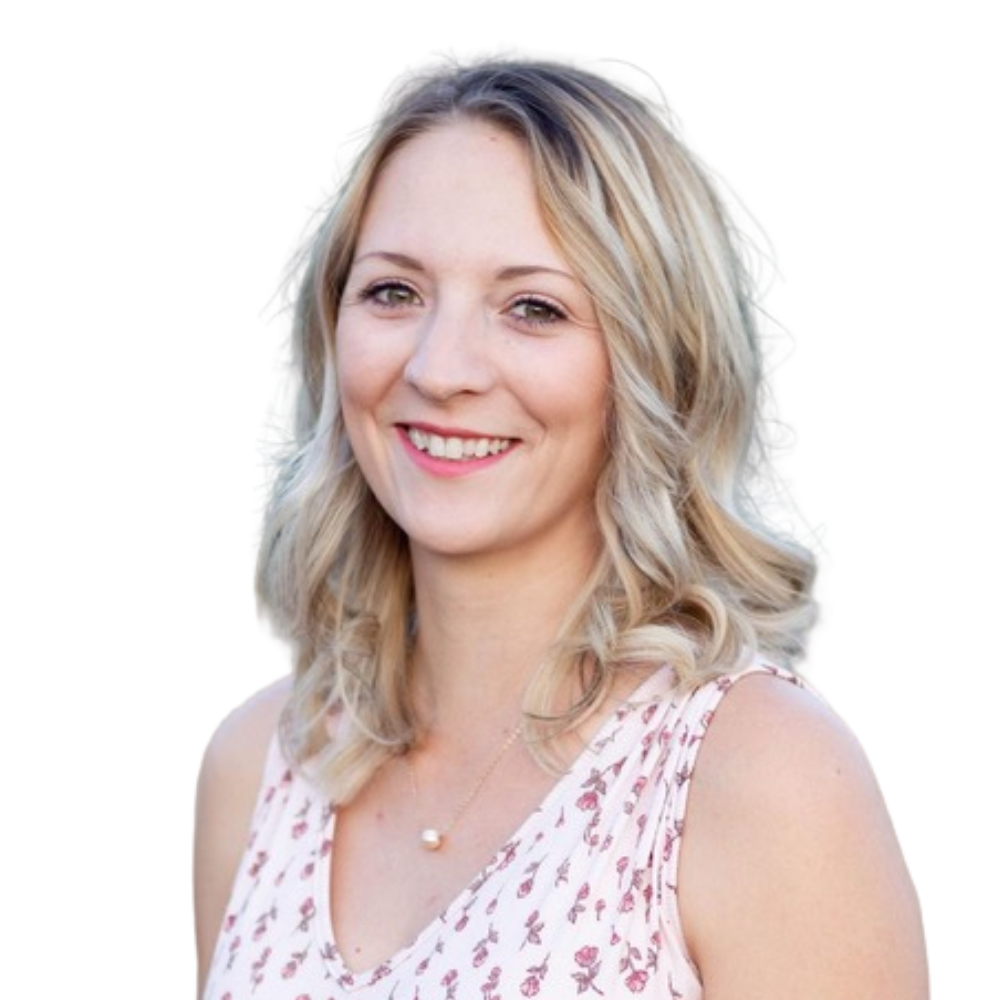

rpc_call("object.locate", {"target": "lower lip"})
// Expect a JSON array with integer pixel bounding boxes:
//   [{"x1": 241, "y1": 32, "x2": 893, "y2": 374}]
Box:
[{"x1": 396, "y1": 427, "x2": 517, "y2": 479}]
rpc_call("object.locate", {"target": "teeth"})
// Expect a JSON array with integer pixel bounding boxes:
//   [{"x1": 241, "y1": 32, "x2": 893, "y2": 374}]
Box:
[{"x1": 406, "y1": 428, "x2": 512, "y2": 461}]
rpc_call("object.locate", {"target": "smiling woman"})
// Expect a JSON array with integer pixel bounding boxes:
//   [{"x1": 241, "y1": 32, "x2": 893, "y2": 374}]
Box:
[
  {"x1": 337, "y1": 121, "x2": 610, "y2": 562},
  {"x1": 194, "y1": 59, "x2": 927, "y2": 1000}
]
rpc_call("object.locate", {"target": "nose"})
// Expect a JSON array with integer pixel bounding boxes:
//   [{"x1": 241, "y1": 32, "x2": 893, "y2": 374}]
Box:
[{"x1": 403, "y1": 299, "x2": 497, "y2": 400}]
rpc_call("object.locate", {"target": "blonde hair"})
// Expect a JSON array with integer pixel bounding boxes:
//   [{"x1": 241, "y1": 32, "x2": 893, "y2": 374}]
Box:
[{"x1": 257, "y1": 59, "x2": 817, "y2": 802}]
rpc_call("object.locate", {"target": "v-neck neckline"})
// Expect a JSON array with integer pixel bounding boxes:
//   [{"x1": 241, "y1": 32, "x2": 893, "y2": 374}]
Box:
[{"x1": 315, "y1": 665, "x2": 676, "y2": 988}]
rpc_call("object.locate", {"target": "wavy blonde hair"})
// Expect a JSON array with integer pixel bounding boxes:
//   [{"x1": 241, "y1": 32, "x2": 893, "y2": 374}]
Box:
[{"x1": 257, "y1": 59, "x2": 817, "y2": 802}]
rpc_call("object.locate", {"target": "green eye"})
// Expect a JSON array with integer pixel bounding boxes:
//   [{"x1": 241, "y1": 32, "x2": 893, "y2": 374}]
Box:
[
  {"x1": 363, "y1": 281, "x2": 420, "y2": 308},
  {"x1": 510, "y1": 296, "x2": 567, "y2": 326}
]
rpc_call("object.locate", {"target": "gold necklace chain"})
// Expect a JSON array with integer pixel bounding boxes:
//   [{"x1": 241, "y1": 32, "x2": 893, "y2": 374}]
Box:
[{"x1": 404, "y1": 723, "x2": 524, "y2": 851}]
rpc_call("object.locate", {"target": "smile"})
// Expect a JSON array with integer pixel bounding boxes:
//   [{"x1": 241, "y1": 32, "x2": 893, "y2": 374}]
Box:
[{"x1": 405, "y1": 427, "x2": 514, "y2": 461}]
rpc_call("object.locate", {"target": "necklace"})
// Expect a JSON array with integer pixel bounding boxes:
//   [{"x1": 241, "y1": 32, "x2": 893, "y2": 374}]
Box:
[{"x1": 404, "y1": 723, "x2": 524, "y2": 851}]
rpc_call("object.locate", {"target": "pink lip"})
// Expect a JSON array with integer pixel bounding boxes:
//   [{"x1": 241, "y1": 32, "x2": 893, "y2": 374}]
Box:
[
  {"x1": 395, "y1": 425, "x2": 518, "y2": 479},
  {"x1": 404, "y1": 420, "x2": 506, "y2": 439}
]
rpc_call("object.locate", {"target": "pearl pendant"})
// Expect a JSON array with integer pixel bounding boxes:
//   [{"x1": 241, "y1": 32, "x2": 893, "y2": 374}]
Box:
[{"x1": 420, "y1": 828, "x2": 444, "y2": 851}]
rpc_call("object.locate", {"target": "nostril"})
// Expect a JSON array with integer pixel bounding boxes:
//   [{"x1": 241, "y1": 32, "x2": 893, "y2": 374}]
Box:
[{"x1": 403, "y1": 345, "x2": 495, "y2": 400}]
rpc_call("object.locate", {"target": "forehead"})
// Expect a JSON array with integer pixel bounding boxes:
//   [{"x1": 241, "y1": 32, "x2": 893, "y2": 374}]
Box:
[{"x1": 354, "y1": 121, "x2": 567, "y2": 271}]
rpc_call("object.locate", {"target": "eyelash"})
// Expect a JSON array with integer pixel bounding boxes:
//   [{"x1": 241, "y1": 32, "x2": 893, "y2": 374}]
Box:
[
  {"x1": 358, "y1": 279, "x2": 420, "y2": 309},
  {"x1": 514, "y1": 295, "x2": 569, "y2": 326},
  {"x1": 356, "y1": 282, "x2": 569, "y2": 328}
]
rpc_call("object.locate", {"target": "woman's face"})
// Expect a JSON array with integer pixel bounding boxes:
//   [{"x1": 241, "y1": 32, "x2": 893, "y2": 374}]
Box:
[{"x1": 336, "y1": 120, "x2": 610, "y2": 565}]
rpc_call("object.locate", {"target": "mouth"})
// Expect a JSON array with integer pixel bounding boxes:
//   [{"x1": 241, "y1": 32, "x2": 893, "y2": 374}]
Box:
[{"x1": 403, "y1": 425, "x2": 516, "y2": 462}]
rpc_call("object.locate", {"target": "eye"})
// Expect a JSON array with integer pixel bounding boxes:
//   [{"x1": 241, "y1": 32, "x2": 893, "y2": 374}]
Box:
[
  {"x1": 359, "y1": 280, "x2": 422, "y2": 309},
  {"x1": 507, "y1": 295, "x2": 568, "y2": 328}
]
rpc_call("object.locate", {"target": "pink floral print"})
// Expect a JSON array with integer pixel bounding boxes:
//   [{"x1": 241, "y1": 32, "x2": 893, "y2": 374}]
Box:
[{"x1": 203, "y1": 663, "x2": 798, "y2": 999}]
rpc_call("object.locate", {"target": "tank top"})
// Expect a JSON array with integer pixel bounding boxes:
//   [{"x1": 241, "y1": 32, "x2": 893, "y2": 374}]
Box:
[{"x1": 203, "y1": 662, "x2": 797, "y2": 999}]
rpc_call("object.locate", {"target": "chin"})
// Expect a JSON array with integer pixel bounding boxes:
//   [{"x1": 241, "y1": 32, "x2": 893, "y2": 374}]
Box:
[{"x1": 405, "y1": 529, "x2": 507, "y2": 561}]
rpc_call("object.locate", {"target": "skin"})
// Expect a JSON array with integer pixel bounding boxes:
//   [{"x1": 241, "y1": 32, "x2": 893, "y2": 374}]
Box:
[
  {"x1": 193, "y1": 676, "x2": 290, "y2": 991},
  {"x1": 334, "y1": 116, "x2": 617, "y2": 746},
  {"x1": 336, "y1": 121, "x2": 611, "y2": 573},
  {"x1": 194, "y1": 121, "x2": 928, "y2": 998},
  {"x1": 331, "y1": 120, "x2": 625, "y2": 969},
  {"x1": 681, "y1": 676, "x2": 928, "y2": 998}
]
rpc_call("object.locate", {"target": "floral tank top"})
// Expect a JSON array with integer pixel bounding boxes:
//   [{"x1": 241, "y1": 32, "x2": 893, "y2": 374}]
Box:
[{"x1": 203, "y1": 663, "x2": 796, "y2": 999}]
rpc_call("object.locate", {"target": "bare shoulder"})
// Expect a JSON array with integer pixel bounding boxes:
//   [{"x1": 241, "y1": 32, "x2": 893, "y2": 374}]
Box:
[
  {"x1": 687, "y1": 673, "x2": 872, "y2": 810},
  {"x1": 199, "y1": 675, "x2": 293, "y2": 792},
  {"x1": 194, "y1": 675, "x2": 293, "y2": 990},
  {"x1": 194, "y1": 673, "x2": 292, "y2": 824},
  {"x1": 680, "y1": 672, "x2": 928, "y2": 1000}
]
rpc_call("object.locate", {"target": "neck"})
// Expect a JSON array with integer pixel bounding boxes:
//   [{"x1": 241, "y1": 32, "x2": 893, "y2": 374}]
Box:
[{"x1": 408, "y1": 539, "x2": 601, "y2": 738}]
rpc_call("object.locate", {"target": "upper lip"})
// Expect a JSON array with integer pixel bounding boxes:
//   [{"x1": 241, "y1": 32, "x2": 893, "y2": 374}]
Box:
[{"x1": 400, "y1": 421, "x2": 517, "y2": 440}]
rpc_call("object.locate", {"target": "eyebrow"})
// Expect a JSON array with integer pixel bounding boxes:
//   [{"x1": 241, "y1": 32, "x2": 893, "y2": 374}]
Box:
[{"x1": 352, "y1": 251, "x2": 579, "y2": 284}]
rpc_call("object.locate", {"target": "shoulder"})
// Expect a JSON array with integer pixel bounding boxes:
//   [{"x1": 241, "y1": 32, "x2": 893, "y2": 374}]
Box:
[
  {"x1": 195, "y1": 675, "x2": 293, "y2": 850},
  {"x1": 194, "y1": 676, "x2": 293, "y2": 988},
  {"x1": 195, "y1": 674, "x2": 293, "y2": 845},
  {"x1": 198, "y1": 675, "x2": 293, "y2": 798},
  {"x1": 679, "y1": 671, "x2": 928, "y2": 1000},
  {"x1": 682, "y1": 672, "x2": 877, "y2": 840}
]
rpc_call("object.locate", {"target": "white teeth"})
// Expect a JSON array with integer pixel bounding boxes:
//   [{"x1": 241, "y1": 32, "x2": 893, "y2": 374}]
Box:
[{"x1": 406, "y1": 428, "x2": 512, "y2": 461}]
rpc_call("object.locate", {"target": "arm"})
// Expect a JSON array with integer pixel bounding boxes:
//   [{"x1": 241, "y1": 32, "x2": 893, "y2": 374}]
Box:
[
  {"x1": 679, "y1": 674, "x2": 929, "y2": 1000},
  {"x1": 193, "y1": 676, "x2": 292, "y2": 996}
]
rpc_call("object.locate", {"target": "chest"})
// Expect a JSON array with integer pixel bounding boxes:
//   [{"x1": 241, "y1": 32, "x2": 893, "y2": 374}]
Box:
[
  {"x1": 308, "y1": 728, "x2": 700, "y2": 1000},
  {"x1": 203, "y1": 697, "x2": 704, "y2": 999},
  {"x1": 206, "y1": 672, "x2": 724, "y2": 1000},
  {"x1": 329, "y1": 748, "x2": 559, "y2": 974}
]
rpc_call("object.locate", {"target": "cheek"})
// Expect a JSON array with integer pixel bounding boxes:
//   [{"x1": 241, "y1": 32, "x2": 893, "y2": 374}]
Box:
[
  {"x1": 335, "y1": 354, "x2": 367, "y2": 421},
  {"x1": 335, "y1": 322, "x2": 399, "y2": 413},
  {"x1": 525, "y1": 347, "x2": 610, "y2": 444},
  {"x1": 571, "y1": 364, "x2": 612, "y2": 473},
  {"x1": 335, "y1": 329, "x2": 387, "y2": 472}
]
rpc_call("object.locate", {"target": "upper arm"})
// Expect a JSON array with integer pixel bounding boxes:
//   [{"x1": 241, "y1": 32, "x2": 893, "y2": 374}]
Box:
[
  {"x1": 193, "y1": 676, "x2": 292, "y2": 995},
  {"x1": 679, "y1": 674, "x2": 928, "y2": 1000}
]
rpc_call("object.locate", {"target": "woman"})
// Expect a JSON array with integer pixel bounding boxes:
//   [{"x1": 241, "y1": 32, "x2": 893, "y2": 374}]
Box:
[{"x1": 195, "y1": 60, "x2": 928, "y2": 999}]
